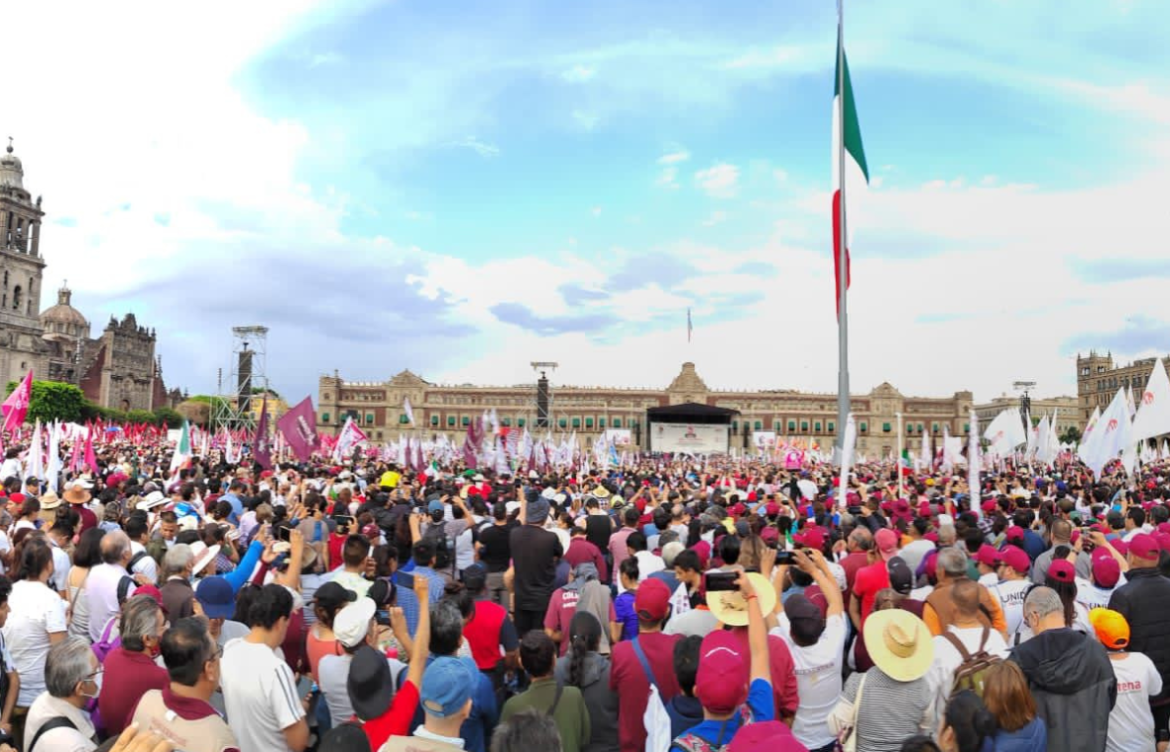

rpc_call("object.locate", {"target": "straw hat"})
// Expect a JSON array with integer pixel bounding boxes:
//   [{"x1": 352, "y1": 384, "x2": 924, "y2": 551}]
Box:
[
  {"x1": 706, "y1": 572, "x2": 777, "y2": 627},
  {"x1": 63, "y1": 482, "x2": 92, "y2": 506},
  {"x1": 39, "y1": 491, "x2": 61, "y2": 511},
  {"x1": 863, "y1": 609, "x2": 934, "y2": 682},
  {"x1": 189, "y1": 542, "x2": 221, "y2": 577}
]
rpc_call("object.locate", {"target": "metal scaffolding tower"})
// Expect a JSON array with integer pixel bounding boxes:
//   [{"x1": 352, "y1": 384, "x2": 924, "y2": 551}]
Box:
[
  {"x1": 211, "y1": 325, "x2": 269, "y2": 434},
  {"x1": 530, "y1": 361, "x2": 559, "y2": 432}
]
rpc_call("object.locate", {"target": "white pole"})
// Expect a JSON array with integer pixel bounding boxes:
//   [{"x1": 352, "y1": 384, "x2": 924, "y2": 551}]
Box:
[{"x1": 896, "y1": 412, "x2": 904, "y2": 500}]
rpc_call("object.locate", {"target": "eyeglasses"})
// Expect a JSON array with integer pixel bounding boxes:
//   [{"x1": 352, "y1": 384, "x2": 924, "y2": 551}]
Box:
[
  {"x1": 210, "y1": 644, "x2": 224, "y2": 662},
  {"x1": 86, "y1": 668, "x2": 104, "y2": 681}
]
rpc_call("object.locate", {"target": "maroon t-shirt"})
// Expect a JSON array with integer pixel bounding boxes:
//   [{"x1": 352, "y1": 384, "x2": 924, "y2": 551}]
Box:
[
  {"x1": 609, "y1": 631, "x2": 682, "y2": 752},
  {"x1": 99, "y1": 647, "x2": 169, "y2": 736}
]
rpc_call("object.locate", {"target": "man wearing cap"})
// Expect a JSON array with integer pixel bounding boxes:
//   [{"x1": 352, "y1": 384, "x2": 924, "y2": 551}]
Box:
[
  {"x1": 195, "y1": 576, "x2": 250, "y2": 647},
  {"x1": 1011, "y1": 587, "x2": 1116, "y2": 752},
  {"x1": 1031, "y1": 520, "x2": 1091, "y2": 585},
  {"x1": 990, "y1": 546, "x2": 1032, "y2": 637},
  {"x1": 973, "y1": 545, "x2": 1001, "y2": 587},
  {"x1": 508, "y1": 491, "x2": 564, "y2": 637},
  {"x1": 771, "y1": 548, "x2": 846, "y2": 752},
  {"x1": 1089, "y1": 607, "x2": 1162, "y2": 752},
  {"x1": 849, "y1": 528, "x2": 896, "y2": 630},
  {"x1": 1108, "y1": 531, "x2": 1170, "y2": 741},
  {"x1": 610, "y1": 578, "x2": 682, "y2": 752},
  {"x1": 671, "y1": 570, "x2": 774, "y2": 752},
  {"x1": 129, "y1": 616, "x2": 240, "y2": 752},
  {"x1": 319, "y1": 597, "x2": 380, "y2": 726},
  {"x1": 1075, "y1": 537, "x2": 1128, "y2": 612},
  {"x1": 382, "y1": 656, "x2": 479, "y2": 752}
]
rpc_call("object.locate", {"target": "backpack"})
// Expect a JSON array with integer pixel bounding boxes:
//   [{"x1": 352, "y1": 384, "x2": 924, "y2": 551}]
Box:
[
  {"x1": 944, "y1": 626, "x2": 1001, "y2": 699},
  {"x1": 92, "y1": 613, "x2": 122, "y2": 664},
  {"x1": 672, "y1": 705, "x2": 755, "y2": 752},
  {"x1": 423, "y1": 520, "x2": 455, "y2": 574},
  {"x1": 128, "y1": 550, "x2": 151, "y2": 574},
  {"x1": 29, "y1": 716, "x2": 79, "y2": 752},
  {"x1": 632, "y1": 637, "x2": 673, "y2": 752}
]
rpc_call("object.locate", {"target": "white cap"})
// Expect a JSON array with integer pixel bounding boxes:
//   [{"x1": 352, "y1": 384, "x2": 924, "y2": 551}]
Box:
[{"x1": 333, "y1": 597, "x2": 376, "y2": 648}]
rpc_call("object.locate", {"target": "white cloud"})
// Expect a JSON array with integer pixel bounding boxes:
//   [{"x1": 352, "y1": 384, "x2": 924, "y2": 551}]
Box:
[
  {"x1": 773, "y1": 168, "x2": 789, "y2": 183},
  {"x1": 658, "y1": 149, "x2": 691, "y2": 165},
  {"x1": 656, "y1": 167, "x2": 679, "y2": 189},
  {"x1": 694, "y1": 162, "x2": 740, "y2": 198},
  {"x1": 561, "y1": 64, "x2": 597, "y2": 83},
  {"x1": 721, "y1": 45, "x2": 806, "y2": 71},
  {"x1": 452, "y1": 136, "x2": 500, "y2": 158},
  {"x1": 701, "y1": 210, "x2": 727, "y2": 227}
]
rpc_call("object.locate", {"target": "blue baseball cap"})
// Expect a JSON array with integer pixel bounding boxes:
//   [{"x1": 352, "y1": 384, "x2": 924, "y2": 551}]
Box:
[
  {"x1": 421, "y1": 657, "x2": 477, "y2": 718},
  {"x1": 428, "y1": 500, "x2": 444, "y2": 514},
  {"x1": 195, "y1": 576, "x2": 234, "y2": 620}
]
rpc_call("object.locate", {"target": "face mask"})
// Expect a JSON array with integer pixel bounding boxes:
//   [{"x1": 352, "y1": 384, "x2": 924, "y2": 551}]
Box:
[{"x1": 80, "y1": 671, "x2": 102, "y2": 699}]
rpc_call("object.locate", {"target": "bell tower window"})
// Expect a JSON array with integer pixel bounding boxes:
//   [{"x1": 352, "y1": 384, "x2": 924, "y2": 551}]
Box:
[{"x1": 12, "y1": 285, "x2": 21, "y2": 310}]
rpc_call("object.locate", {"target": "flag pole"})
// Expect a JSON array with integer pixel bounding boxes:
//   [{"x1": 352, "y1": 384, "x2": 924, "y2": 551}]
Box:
[
  {"x1": 835, "y1": 0, "x2": 850, "y2": 459},
  {"x1": 896, "y1": 411, "x2": 904, "y2": 500}
]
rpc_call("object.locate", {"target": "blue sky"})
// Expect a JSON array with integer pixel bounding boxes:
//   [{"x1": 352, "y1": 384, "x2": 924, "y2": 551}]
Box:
[{"x1": 8, "y1": 0, "x2": 1170, "y2": 407}]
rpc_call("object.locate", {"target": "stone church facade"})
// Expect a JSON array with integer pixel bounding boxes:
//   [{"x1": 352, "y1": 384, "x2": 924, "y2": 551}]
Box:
[{"x1": 0, "y1": 139, "x2": 180, "y2": 409}]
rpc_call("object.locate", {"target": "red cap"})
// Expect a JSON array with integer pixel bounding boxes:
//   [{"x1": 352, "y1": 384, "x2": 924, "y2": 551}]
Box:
[
  {"x1": 727, "y1": 720, "x2": 809, "y2": 752},
  {"x1": 981, "y1": 500, "x2": 998, "y2": 513},
  {"x1": 1155, "y1": 532, "x2": 1170, "y2": 553},
  {"x1": 1158, "y1": 523, "x2": 1170, "y2": 536},
  {"x1": 133, "y1": 584, "x2": 168, "y2": 614},
  {"x1": 760, "y1": 527, "x2": 780, "y2": 545},
  {"x1": 1005, "y1": 527, "x2": 1025, "y2": 542},
  {"x1": 874, "y1": 528, "x2": 899, "y2": 561},
  {"x1": 764, "y1": 503, "x2": 780, "y2": 517},
  {"x1": 1130, "y1": 533, "x2": 1160, "y2": 561},
  {"x1": 924, "y1": 532, "x2": 939, "y2": 544},
  {"x1": 8, "y1": 493, "x2": 23, "y2": 505},
  {"x1": 893, "y1": 499, "x2": 911, "y2": 517},
  {"x1": 794, "y1": 526, "x2": 826, "y2": 551},
  {"x1": 635, "y1": 578, "x2": 672, "y2": 622},
  {"x1": 1091, "y1": 549, "x2": 1121, "y2": 588},
  {"x1": 1047, "y1": 559, "x2": 1076, "y2": 584},
  {"x1": 1000, "y1": 546, "x2": 1030, "y2": 575},
  {"x1": 975, "y1": 544, "x2": 1001, "y2": 568},
  {"x1": 694, "y1": 631, "x2": 749, "y2": 714},
  {"x1": 918, "y1": 501, "x2": 932, "y2": 518},
  {"x1": 1109, "y1": 539, "x2": 1129, "y2": 557}
]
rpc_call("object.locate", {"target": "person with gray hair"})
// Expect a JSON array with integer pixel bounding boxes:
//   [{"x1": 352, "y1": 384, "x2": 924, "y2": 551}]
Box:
[
  {"x1": 98, "y1": 595, "x2": 169, "y2": 736},
  {"x1": 23, "y1": 635, "x2": 100, "y2": 750},
  {"x1": 491, "y1": 707, "x2": 564, "y2": 752},
  {"x1": 1010, "y1": 586, "x2": 1116, "y2": 752},
  {"x1": 85, "y1": 530, "x2": 134, "y2": 643},
  {"x1": 923, "y1": 547, "x2": 1008, "y2": 638},
  {"x1": 160, "y1": 544, "x2": 197, "y2": 625}
]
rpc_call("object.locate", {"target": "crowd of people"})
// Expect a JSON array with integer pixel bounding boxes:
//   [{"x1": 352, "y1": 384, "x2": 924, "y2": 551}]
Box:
[{"x1": 0, "y1": 440, "x2": 1168, "y2": 752}]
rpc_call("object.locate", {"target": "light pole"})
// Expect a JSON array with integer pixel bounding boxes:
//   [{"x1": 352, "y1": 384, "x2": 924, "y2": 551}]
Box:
[{"x1": 1013, "y1": 380, "x2": 1036, "y2": 433}]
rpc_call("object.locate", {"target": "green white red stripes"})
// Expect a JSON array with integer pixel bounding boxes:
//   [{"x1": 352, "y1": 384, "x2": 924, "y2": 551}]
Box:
[{"x1": 832, "y1": 33, "x2": 869, "y2": 314}]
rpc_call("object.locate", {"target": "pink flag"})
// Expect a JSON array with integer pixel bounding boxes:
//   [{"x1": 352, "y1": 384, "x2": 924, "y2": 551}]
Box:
[
  {"x1": 2, "y1": 370, "x2": 33, "y2": 433},
  {"x1": 68, "y1": 429, "x2": 83, "y2": 473},
  {"x1": 277, "y1": 397, "x2": 319, "y2": 461},
  {"x1": 84, "y1": 425, "x2": 98, "y2": 474}
]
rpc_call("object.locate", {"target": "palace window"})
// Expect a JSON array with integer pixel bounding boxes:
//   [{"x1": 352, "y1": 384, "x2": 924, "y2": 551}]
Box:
[
  {"x1": 753, "y1": 421, "x2": 762, "y2": 430},
  {"x1": 502, "y1": 418, "x2": 511, "y2": 427},
  {"x1": 447, "y1": 416, "x2": 456, "y2": 427},
  {"x1": 828, "y1": 422, "x2": 835, "y2": 434},
  {"x1": 431, "y1": 415, "x2": 439, "y2": 426},
  {"x1": 518, "y1": 418, "x2": 526, "y2": 427},
  {"x1": 882, "y1": 422, "x2": 891, "y2": 433},
  {"x1": 932, "y1": 423, "x2": 939, "y2": 434},
  {"x1": 399, "y1": 414, "x2": 409, "y2": 424},
  {"x1": 598, "y1": 418, "x2": 605, "y2": 428},
  {"x1": 963, "y1": 423, "x2": 969, "y2": 432},
  {"x1": 814, "y1": 421, "x2": 822, "y2": 432},
  {"x1": 788, "y1": 420, "x2": 797, "y2": 432},
  {"x1": 859, "y1": 422, "x2": 868, "y2": 433},
  {"x1": 559, "y1": 418, "x2": 568, "y2": 428},
  {"x1": 800, "y1": 421, "x2": 809, "y2": 432},
  {"x1": 322, "y1": 413, "x2": 330, "y2": 423},
  {"x1": 461, "y1": 416, "x2": 470, "y2": 426},
  {"x1": 585, "y1": 418, "x2": 594, "y2": 428},
  {"x1": 612, "y1": 418, "x2": 621, "y2": 428}
]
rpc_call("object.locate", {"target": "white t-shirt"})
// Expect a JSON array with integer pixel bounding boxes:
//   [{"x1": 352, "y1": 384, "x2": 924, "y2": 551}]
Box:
[
  {"x1": 130, "y1": 540, "x2": 160, "y2": 583},
  {"x1": 899, "y1": 539, "x2": 935, "y2": 574},
  {"x1": 771, "y1": 613, "x2": 848, "y2": 749},
  {"x1": 990, "y1": 579, "x2": 1032, "y2": 637},
  {"x1": 1014, "y1": 601, "x2": 1095, "y2": 645},
  {"x1": 2, "y1": 580, "x2": 68, "y2": 705},
  {"x1": 1106, "y1": 652, "x2": 1163, "y2": 752},
  {"x1": 0, "y1": 530, "x2": 10, "y2": 576},
  {"x1": 221, "y1": 638, "x2": 305, "y2": 752},
  {"x1": 49, "y1": 543, "x2": 71, "y2": 594},
  {"x1": 664, "y1": 608, "x2": 719, "y2": 638},
  {"x1": 924, "y1": 625, "x2": 1009, "y2": 727},
  {"x1": 1075, "y1": 576, "x2": 1126, "y2": 612}
]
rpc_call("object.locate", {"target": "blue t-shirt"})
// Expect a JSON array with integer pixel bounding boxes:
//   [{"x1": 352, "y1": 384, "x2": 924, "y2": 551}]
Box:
[
  {"x1": 615, "y1": 591, "x2": 639, "y2": 641},
  {"x1": 670, "y1": 678, "x2": 774, "y2": 751}
]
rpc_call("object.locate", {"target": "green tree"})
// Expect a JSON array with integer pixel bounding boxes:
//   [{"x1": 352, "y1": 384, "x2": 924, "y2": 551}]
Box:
[
  {"x1": 1059, "y1": 426, "x2": 1082, "y2": 445},
  {"x1": 126, "y1": 409, "x2": 158, "y2": 425},
  {"x1": 153, "y1": 406, "x2": 183, "y2": 428},
  {"x1": 4, "y1": 380, "x2": 86, "y2": 424}
]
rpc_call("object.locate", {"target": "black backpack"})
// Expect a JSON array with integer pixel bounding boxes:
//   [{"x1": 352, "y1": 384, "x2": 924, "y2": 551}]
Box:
[{"x1": 423, "y1": 520, "x2": 455, "y2": 573}]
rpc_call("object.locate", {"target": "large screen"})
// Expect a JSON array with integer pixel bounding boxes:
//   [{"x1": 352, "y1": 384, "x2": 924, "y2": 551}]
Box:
[{"x1": 650, "y1": 423, "x2": 729, "y2": 454}]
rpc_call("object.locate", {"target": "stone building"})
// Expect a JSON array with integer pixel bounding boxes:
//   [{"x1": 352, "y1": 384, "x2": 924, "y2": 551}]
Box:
[
  {"x1": 0, "y1": 139, "x2": 47, "y2": 386},
  {"x1": 1076, "y1": 351, "x2": 1170, "y2": 425},
  {"x1": 317, "y1": 362, "x2": 974, "y2": 456},
  {"x1": 973, "y1": 394, "x2": 1080, "y2": 439},
  {"x1": 1, "y1": 138, "x2": 181, "y2": 409}
]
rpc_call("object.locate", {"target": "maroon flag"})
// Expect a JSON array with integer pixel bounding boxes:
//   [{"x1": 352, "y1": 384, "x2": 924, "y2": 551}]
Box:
[
  {"x1": 254, "y1": 395, "x2": 273, "y2": 470},
  {"x1": 2, "y1": 370, "x2": 33, "y2": 433},
  {"x1": 414, "y1": 440, "x2": 424, "y2": 475},
  {"x1": 277, "y1": 397, "x2": 318, "y2": 461},
  {"x1": 462, "y1": 437, "x2": 478, "y2": 469}
]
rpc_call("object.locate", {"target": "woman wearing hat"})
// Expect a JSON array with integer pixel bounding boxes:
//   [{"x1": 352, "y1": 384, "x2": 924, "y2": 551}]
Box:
[{"x1": 831, "y1": 609, "x2": 935, "y2": 750}]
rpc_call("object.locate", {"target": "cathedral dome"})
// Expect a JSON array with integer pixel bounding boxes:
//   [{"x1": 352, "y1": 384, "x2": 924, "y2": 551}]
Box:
[
  {"x1": 40, "y1": 285, "x2": 89, "y2": 334},
  {"x1": 0, "y1": 140, "x2": 23, "y2": 191}
]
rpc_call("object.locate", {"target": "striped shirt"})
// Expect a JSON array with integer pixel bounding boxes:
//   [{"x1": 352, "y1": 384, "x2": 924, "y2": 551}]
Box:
[
  {"x1": 220, "y1": 638, "x2": 305, "y2": 752},
  {"x1": 841, "y1": 668, "x2": 932, "y2": 752}
]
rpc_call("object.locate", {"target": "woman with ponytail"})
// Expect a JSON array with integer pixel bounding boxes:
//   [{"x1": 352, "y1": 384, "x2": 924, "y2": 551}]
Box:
[
  {"x1": 555, "y1": 611, "x2": 618, "y2": 752},
  {"x1": 937, "y1": 691, "x2": 998, "y2": 752}
]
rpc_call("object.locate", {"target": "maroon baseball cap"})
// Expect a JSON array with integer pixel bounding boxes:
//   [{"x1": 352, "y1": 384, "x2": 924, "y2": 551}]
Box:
[
  {"x1": 1005, "y1": 527, "x2": 1025, "y2": 543},
  {"x1": 874, "y1": 528, "x2": 899, "y2": 561},
  {"x1": 1000, "y1": 546, "x2": 1030, "y2": 575},
  {"x1": 1109, "y1": 538, "x2": 1129, "y2": 558},
  {"x1": 1129, "y1": 533, "x2": 1160, "y2": 562},
  {"x1": 794, "y1": 526, "x2": 826, "y2": 551},
  {"x1": 694, "y1": 630, "x2": 749, "y2": 715},
  {"x1": 635, "y1": 578, "x2": 672, "y2": 622},
  {"x1": 1047, "y1": 559, "x2": 1076, "y2": 584},
  {"x1": 975, "y1": 545, "x2": 1001, "y2": 568},
  {"x1": 727, "y1": 720, "x2": 809, "y2": 752},
  {"x1": 1091, "y1": 549, "x2": 1121, "y2": 588},
  {"x1": 917, "y1": 501, "x2": 932, "y2": 518},
  {"x1": 981, "y1": 500, "x2": 998, "y2": 514}
]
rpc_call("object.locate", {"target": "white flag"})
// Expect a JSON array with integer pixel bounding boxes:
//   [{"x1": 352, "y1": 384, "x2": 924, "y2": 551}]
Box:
[
  {"x1": 1131, "y1": 358, "x2": 1170, "y2": 444},
  {"x1": 403, "y1": 398, "x2": 415, "y2": 426},
  {"x1": 1085, "y1": 389, "x2": 1129, "y2": 477},
  {"x1": 837, "y1": 413, "x2": 857, "y2": 509},
  {"x1": 46, "y1": 421, "x2": 62, "y2": 493},
  {"x1": 968, "y1": 410, "x2": 980, "y2": 516},
  {"x1": 1078, "y1": 407, "x2": 1101, "y2": 462},
  {"x1": 27, "y1": 419, "x2": 44, "y2": 481},
  {"x1": 984, "y1": 410, "x2": 1026, "y2": 457}
]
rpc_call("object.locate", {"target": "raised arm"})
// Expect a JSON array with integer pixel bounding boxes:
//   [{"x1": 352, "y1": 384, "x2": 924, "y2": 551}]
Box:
[
  {"x1": 735, "y1": 570, "x2": 770, "y2": 685},
  {"x1": 405, "y1": 575, "x2": 432, "y2": 688}
]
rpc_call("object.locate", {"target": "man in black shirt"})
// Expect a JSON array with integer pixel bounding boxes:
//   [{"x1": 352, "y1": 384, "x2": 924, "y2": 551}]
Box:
[
  {"x1": 476, "y1": 502, "x2": 516, "y2": 611},
  {"x1": 508, "y1": 492, "x2": 562, "y2": 636}
]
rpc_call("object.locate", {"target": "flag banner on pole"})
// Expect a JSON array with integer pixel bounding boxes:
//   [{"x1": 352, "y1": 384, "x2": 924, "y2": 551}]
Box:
[
  {"x1": 277, "y1": 397, "x2": 319, "y2": 461},
  {"x1": 403, "y1": 397, "x2": 415, "y2": 426},
  {"x1": 254, "y1": 396, "x2": 273, "y2": 470},
  {"x1": 1132, "y1": 358, "x2": 1170, "y2": 444},
  {"x1": 832, "y1": 30, "x2": 868, "y2": 315},
  {"x1": 2, "y1": 370, "x2": 33, "y2": 433}
]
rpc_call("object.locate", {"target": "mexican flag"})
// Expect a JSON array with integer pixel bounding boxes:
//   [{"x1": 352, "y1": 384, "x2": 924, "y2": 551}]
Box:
[
  {"x1": 169, "y1": 420, "x2": 191, "y2": 473},
  {"x1": 832, "y1": 29, "x2": 869, "y2": 315},
  {"x1": 900, "y1": 448, "x2": 914, "y2": 476}
]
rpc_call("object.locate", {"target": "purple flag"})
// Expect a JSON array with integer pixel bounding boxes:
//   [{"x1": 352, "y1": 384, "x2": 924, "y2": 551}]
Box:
[
  {"x1": 277, "y1": 397, "x2": 318, "y2": 461},
  {"x1": 254, "y1": 395, "x2": 273, "y2": 470}
]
